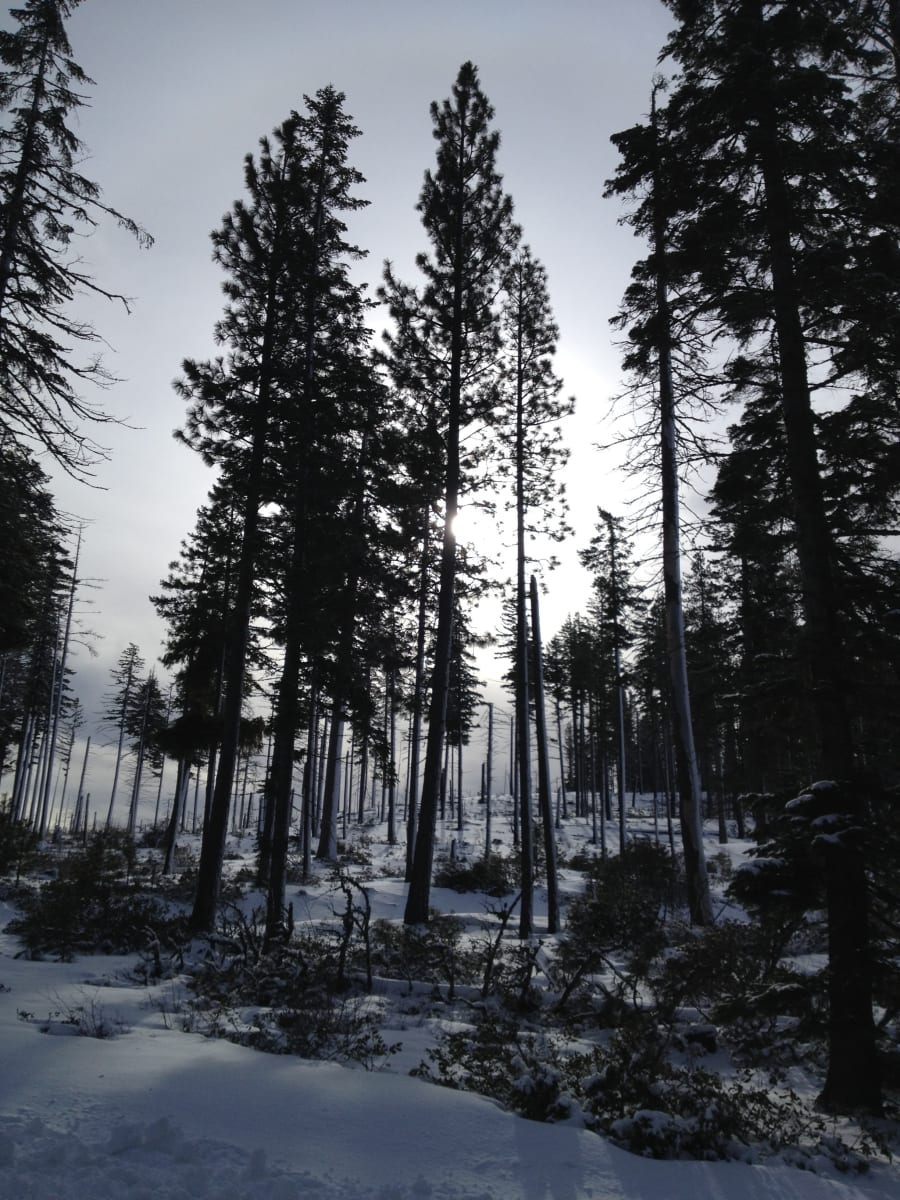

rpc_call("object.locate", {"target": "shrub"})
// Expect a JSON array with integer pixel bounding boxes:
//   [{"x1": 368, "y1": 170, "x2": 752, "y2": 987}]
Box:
[
  {"x1": 418, "y1": 1008, "x2": 858, "y2": 1164},
  {"x1": 371, "y1": 914, "x2": 482, "y2": 1001},
  {"x1": 0, "y1": 802, "x2": 41, "y2": 879},
  {"x1": 185, "y1": 906, "x2": 399, "y2": 1069},
  {"x1": 434, "y1": 853, "x2": 516, "y2": 897},
  {"x1": 5, "y1": 833, "x2": 184, "y2": 959},
  {"x1": 554, "y1": 841, "x2": 683, "y2": 1014},
  {"x1": 25, "y1": 991, "x2": 131, "y2": 1039},
  {"x1": 567, "y1": 840, "x2": 684, "y2": 954},
  {"x1": 414, "y1": 1011, "x2": 576, "y2": 1124}
]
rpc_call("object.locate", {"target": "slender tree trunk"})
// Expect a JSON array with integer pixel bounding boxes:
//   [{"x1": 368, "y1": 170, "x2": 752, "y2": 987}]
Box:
[
  {"x1": 163, "y1": 760, "x2": 191, "y2": 875},
  {"x1": 530, "y1": 575, "x2": 559, "y2": 933},
  {"x1": 388, "y1": 668, "x2": 398, "y2": 845},
  {"x1": 484, "y1": 701, "x2": 494, "y2": 861},
  {"x1": 11, "y1": 710, "x2": 33, "y2": 821},
  {"x1": 650, "y1": 88, "x2": 712, "y2": 925},
  {"x1": 314, "y1": 712, "x2": 328, "y2": 835},
  {"x1": 357, "y1": 714, "x2": 369, "y2": 825},
  {"x1": 39, "y1": 531, "x2": 80, "y2": 838},
  {"x1": 317, "y1": 711, "x2": 344, "y2": 860},
  {"x1": 606, "y1": 518, "x2": 628, "y2": 855},
  {"x1": 127, "y1": 680, "x2": 152, "y2": 837},
  {"x1": 456, "y1": 735, "x2": 463, "y2": 834},
  {"x1": 404, "y1": 504, "x2": 457, "y2": 922},
  {"x1": 554, "y1": 698, "x2": 567, "y2": 819},
  {"x1": 106, "y1": 655, "x2": 135, "y2": 830},
  {"x1": 71, "y1": 735, "x2": 90, "y2": 835},
  {"x1": 263, "y1": 641, "x2": 305, "y2": 945},
  {"x1": 408, "y1": 513, "x2": 432, "y2": 873},
  {"x1": 33, "y1": 631, "x2": 57, "y2": 834}
]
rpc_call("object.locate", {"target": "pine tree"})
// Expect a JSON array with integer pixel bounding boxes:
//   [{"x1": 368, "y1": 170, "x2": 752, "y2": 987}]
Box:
[
  {"x1": 0, "y1": 0, "x2": 151, "y2": 473},
  {"x1": 608, "y1": 82, "x2": 713, "y2": 925},
  {"x1": 101, "y1": 643, "x2": 144, "y2": 829},
  {"x1": 610, "y1": 0, "x2": 889, "y2": 1112},
  {"x1": 176, "y1": 92, "x2": 375, "y2": 933},
  {"x1": 254, "y1": 93, "x2": 387, "y2": 942},
  {"x1": 384, "y1": 62, "x2": 518, "y2": 926},
  {"x1": 580, "y1": 510, "x2": 643, "y2": 852},
  {"x1": 0, "y1": 440, "x2": 62, "y2": 656},
  {"x1": 709, "y1": 386, "x2": 808, "y2": 793},
  {"x1": 124, "y1": 670, "x2": 167, "y2": 837},
  {"x1": 498, "y1": 246, "x2": 571, "y2": 936}
]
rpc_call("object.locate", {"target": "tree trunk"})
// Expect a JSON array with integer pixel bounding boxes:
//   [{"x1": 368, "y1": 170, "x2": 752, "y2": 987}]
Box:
[
  {"x1": 39, "y1": 531, "x2": 80, "y2": 838},
  {"x1": 127, "y1": 680, "x2": 152, "y2": 837},
  {"x1": 317, "y1": 710, "x2": 344, "y2": 860},
  {"x1": 263, "y1": 640, "x2": 304, "y2": 946},
  {"x1": 515, "y1": 360, "x2": 534, "y2": 938},
  {"x1": 530, "y1": 575, "x2": 559, "y2": 933},
  {"x1": 163, "y1": 760, "x2": 191, "y2": 875},
  {"x1": 388, "y1": 668, "x2": 398, "y2": 845},
  {"x1": 405, "y1": 513, "x2": 431, "y2": 878},
  {"x1": 651, "y1": 88, "x2": 712, "y2": 925},
  {"x1": 743, "y1": 0, "x2": 880, "y2": 1111}
]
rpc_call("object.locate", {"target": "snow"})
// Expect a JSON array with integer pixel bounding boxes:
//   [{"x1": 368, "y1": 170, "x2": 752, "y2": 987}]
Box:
[{"x1": 1, "y1": 816, "x2": 898, "y2": 1199}]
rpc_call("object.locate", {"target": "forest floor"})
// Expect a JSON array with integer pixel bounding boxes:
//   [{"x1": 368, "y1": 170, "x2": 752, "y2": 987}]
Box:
[{"x1": 0, "y1": 795, "x2": 898, "y2": 1199}]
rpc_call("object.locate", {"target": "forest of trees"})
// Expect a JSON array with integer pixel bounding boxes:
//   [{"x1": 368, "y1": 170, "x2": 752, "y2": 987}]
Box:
[{"x1": 1, "y1": 0, "x2": 899, "y2": 1120}]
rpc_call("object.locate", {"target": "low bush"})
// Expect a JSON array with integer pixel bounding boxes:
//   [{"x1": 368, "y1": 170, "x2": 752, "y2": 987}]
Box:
[
  {"x1": 372, "y1": 914, "x2": 482, "y2": 1001},
  {"x1": 185, "y1": 905, "x2": 399, "y2": 1068},
  {"x1": 434, "y1": 853, "x2": 517, "y2": 897},
  {"x1": 0, "y1": 802, "x2": 41, "y2": 880},
  {"x1": 554, "y1": 841, "x2": 684, "y2": 1015},
  {"x1": 5, "y1": 833, "x2": 184, "y2": 960},
  {"x1": 419, "y1": 1008, "x2": 864, "y2": 1165},
  {"x1": 414, "y1": 1011, "x2": 576, "y2": 1124}
]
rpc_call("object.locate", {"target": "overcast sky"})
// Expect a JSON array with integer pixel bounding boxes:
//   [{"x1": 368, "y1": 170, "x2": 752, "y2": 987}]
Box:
[{"x1": 14, "y1": 0, "x2": 677, "y2": 811}]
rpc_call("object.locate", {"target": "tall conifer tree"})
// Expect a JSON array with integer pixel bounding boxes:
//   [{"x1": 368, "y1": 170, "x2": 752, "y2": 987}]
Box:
[
  {"x1": 176, "y1": 92, "x2": 369, "y2": 932},
  {"x1": 382, "y1": 63, "x2": 518, "y2": 926},
  {"x1": 610, "y1": 0, "x2": 892, "y2": 1112},
  {"x1": 499, "y1": 247, "x2": 571, "y2": 936},
  {"x1": 0, "y1": 0, "x2": 151, "y2": 472}
]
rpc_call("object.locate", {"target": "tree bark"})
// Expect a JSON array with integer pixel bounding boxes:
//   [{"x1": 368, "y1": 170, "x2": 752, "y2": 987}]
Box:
[
  {"x1": 742, "y1": 0, "x2": 880, "y2": 1111},
  {"x1": 650, "y1": 88, "x2": 713, "y2": 925},
  {"x1": 530, "y1": 575, "x2": 559, "y2": 933}
]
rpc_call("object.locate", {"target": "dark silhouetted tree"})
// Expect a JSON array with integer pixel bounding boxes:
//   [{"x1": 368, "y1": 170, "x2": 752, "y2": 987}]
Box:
[{"x1": 0, "y1": 0, "x2": 151, "y2": 473}]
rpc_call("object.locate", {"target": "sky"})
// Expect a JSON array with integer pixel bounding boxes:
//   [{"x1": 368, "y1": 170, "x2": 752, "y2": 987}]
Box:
[{"x1": 10, "y1": 0, "x2": 680, "y2": 813}]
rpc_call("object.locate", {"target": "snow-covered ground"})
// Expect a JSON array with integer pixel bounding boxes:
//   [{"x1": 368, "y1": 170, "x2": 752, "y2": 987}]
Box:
[{"x1": 1, "y1": 805, "x2": 897, "y2": 1199}]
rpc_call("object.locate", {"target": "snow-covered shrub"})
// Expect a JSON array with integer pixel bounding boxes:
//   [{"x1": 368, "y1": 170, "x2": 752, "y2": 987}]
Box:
[
  {"x1": 554, "y1": 841, "x2": 682, "y2": 1015},
  {"x1": 371, "y1": 914, "x2": 481, "y2": 1001},
  {"x1": 579, "y1": 1026, "x2": 834, "y2": 1162},
  {"x1": 415, "y1": 1012, "x2": 577, "y2": 1124},
  {"x1": 336, "y1": 836, "x2": 373, "y2": 868},
  {"x1": 30, "y1": 991, "x2": 131, "y2": 1039},
  {"x1": 185, "y1": 907, "x2": 400, "y2": 1068},
  {"x1": 417, "y1": 1006, "x2": 867, "y2": 1165},
  {"x1": 256, "y1": 995, "x2": 400, "y2": 1068},
  {"x1": 5, "y1": 833, "x2": 183, "y2": 960},
  {"x1": 433, "y1": 853, "x2": 516, "y2": 897},
  {"x1": 567, "y1": 840, "x2": 683, "y2": 951},
  {"x1": 0, "y1": 802, "x2": 41, "y2": 881}
]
